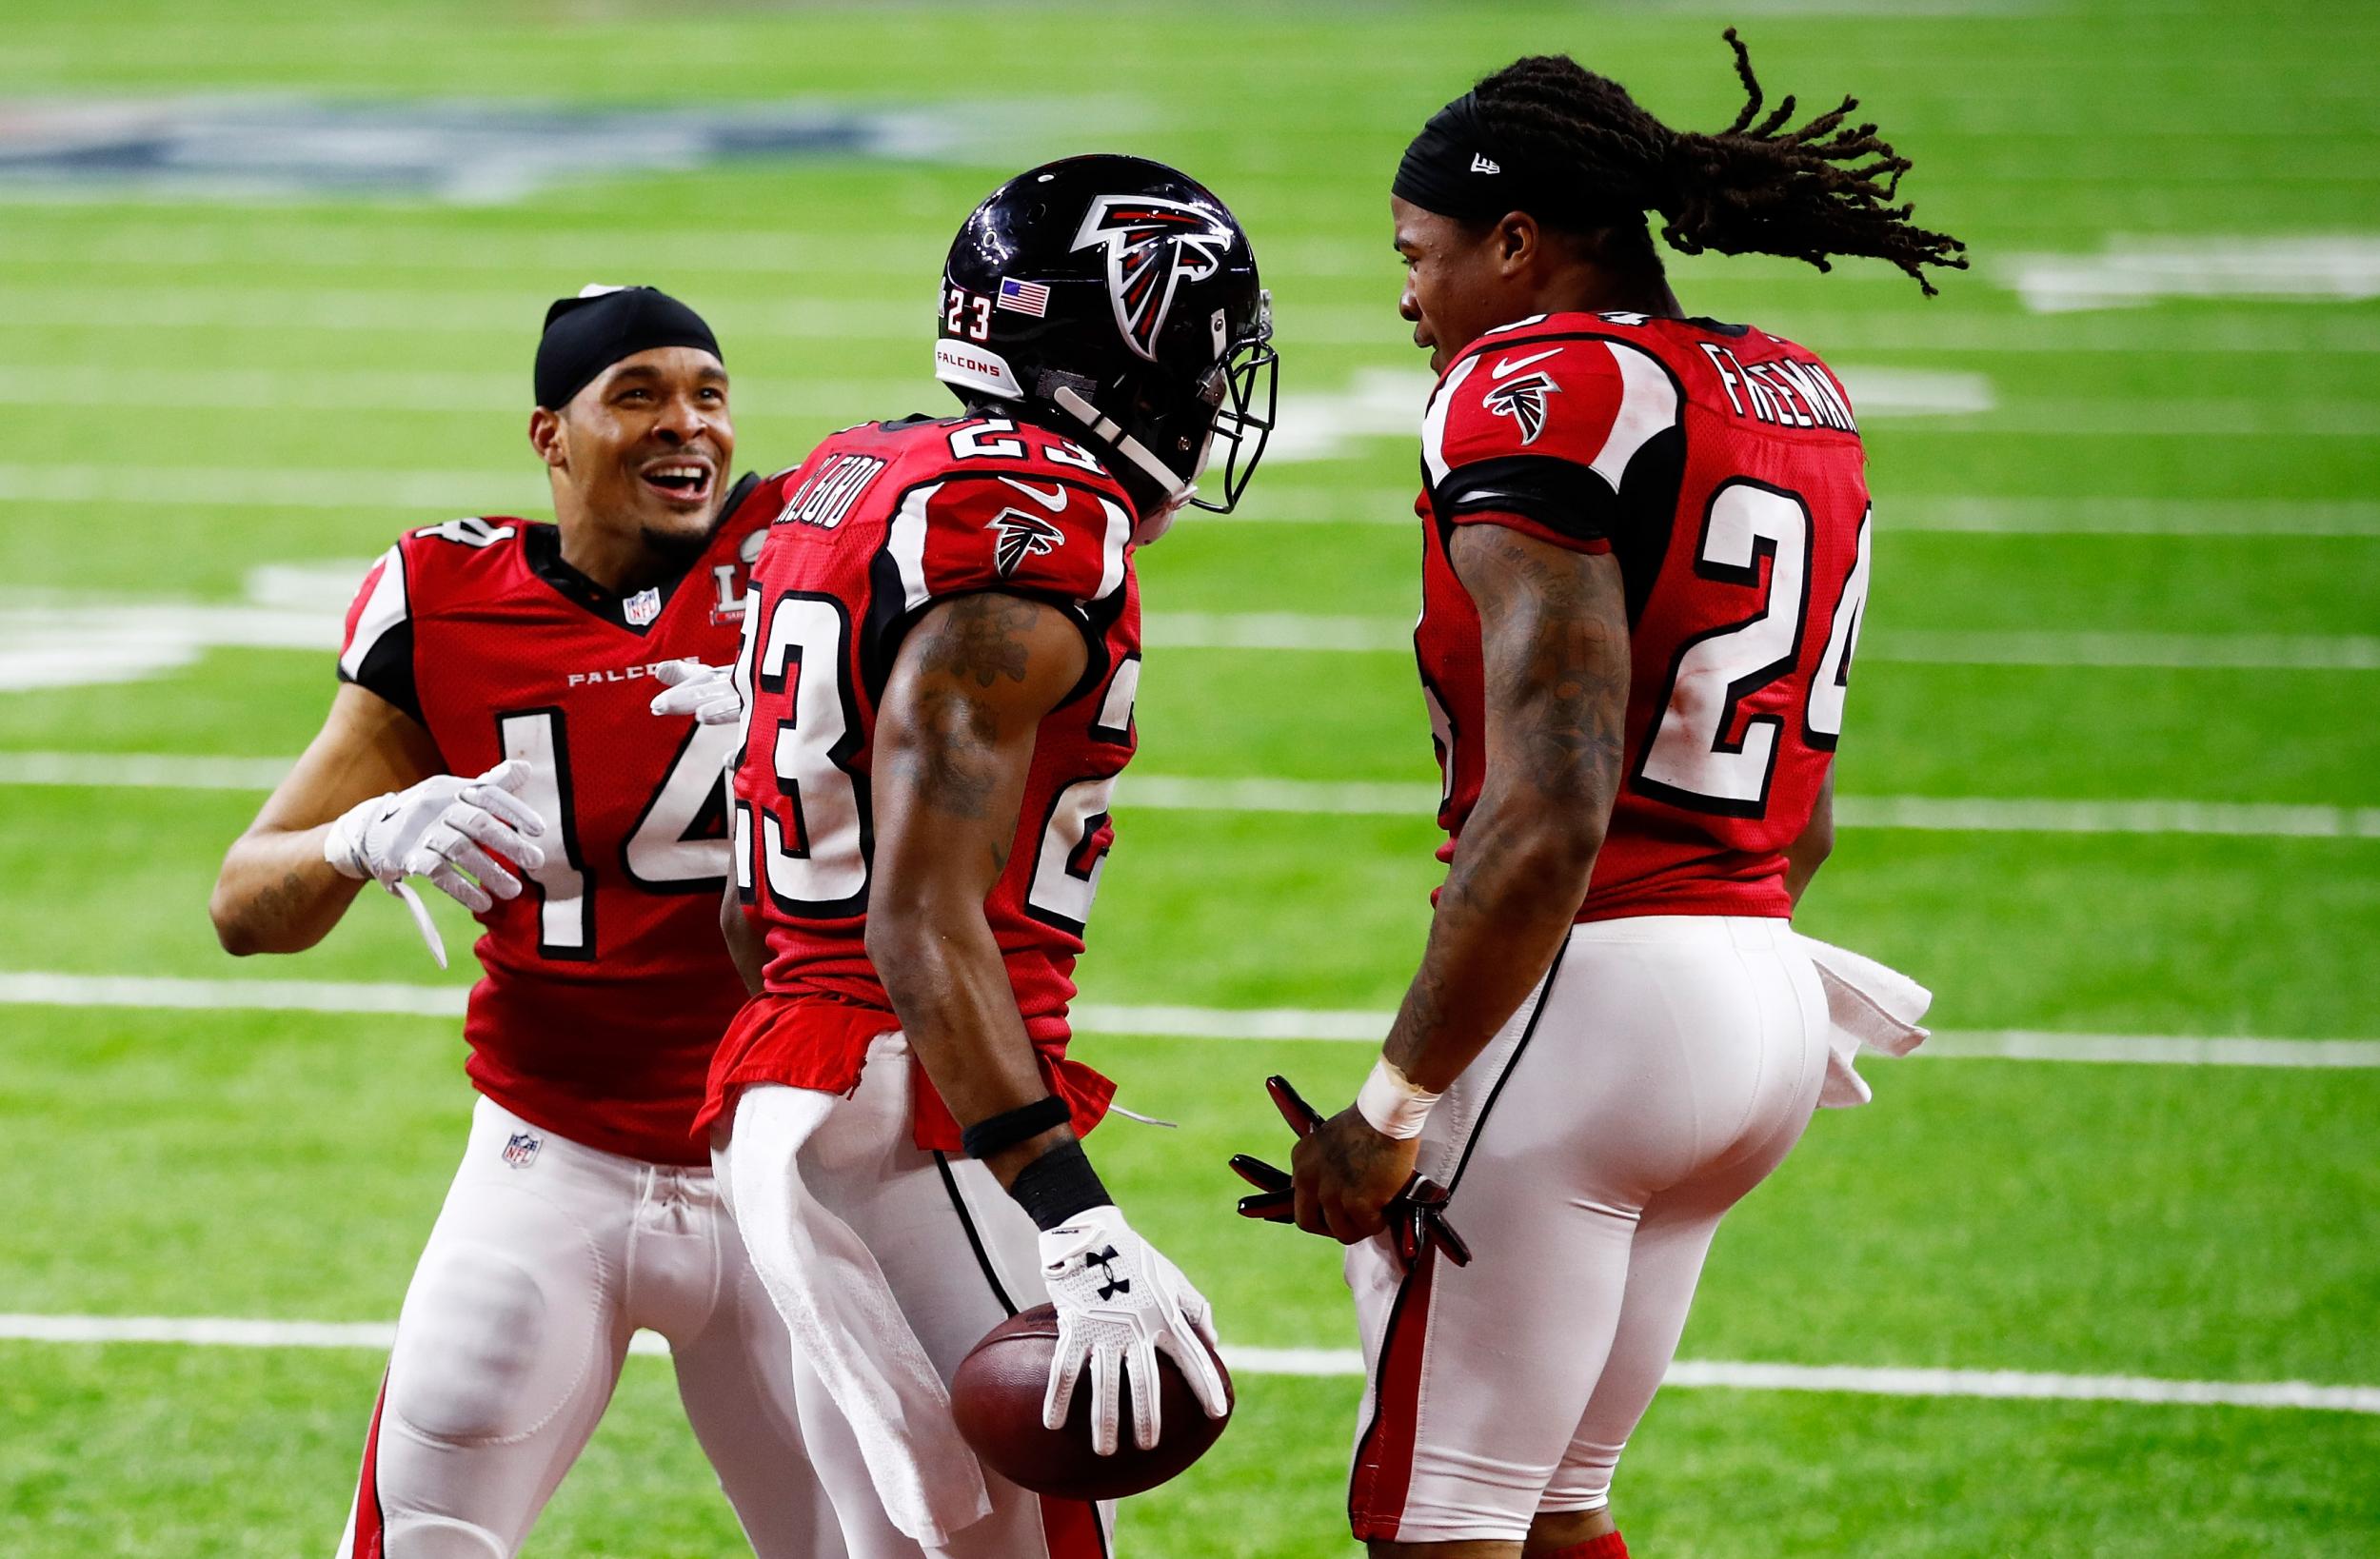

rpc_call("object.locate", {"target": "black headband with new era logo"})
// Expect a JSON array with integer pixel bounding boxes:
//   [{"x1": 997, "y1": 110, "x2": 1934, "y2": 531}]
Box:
[
  {"x1": 1392, "y1": 89, "x2": 1608, "y2": 229},
  {"x1": 534, "y1": 285, "x2": 722, "y2": 411}
]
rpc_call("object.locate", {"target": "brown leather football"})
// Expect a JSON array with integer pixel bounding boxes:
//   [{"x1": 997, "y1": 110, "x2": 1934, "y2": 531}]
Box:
[{"x1": 950, "y1": 1303, "x2": 1234, "y2": 1501}]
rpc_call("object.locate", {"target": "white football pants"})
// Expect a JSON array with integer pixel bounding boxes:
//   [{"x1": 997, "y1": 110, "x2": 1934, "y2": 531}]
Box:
[
  {"x1": 1346, "y1": 916, "x2": 1832, "y2": 1546},
  {"x1": 333, "y1": 1096, "x2": 854, "y2": 1559},
  {"x1": 715, "y1": 1036, "x2": 1116, "y2": 1559}
]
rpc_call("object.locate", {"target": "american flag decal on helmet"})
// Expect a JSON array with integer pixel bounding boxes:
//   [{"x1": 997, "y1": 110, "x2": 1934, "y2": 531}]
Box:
[
  {"x1": 1483, "y1": 371, "x2": 1560, "y2": 445},
  {"x1": 1070, "y1": 193, "x2": 1234, "y2": 363}
]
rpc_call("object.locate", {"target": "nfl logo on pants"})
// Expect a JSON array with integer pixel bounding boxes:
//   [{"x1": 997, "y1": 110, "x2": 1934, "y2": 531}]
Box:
[{"x1": 502, "y1": 1132, "x2": 542, "y2": 1169}]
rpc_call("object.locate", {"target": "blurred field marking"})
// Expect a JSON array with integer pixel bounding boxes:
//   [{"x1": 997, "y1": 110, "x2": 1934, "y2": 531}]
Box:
[
  {"x1": 1140, "y1": 614, "x2": 2380, "y2": 671},
  {"x1": 5, "y1": 752, "x2": 2380, "y2": 840},
  {"x1": 2, "y1": 361, "x2": 2376, "y2": 438},
  {"x1": 0, "y1": 362, "x2": 1994, "y2": 425},
  {"x1": 17, "y1": 290, "x2": 2380, "y2": 355},
  {"x1": 2010, "y1": 236, "x2": 2380, "y2": 313},
  {"x1": 7, "y1": 466, "x2": 2379, "y2": 538},
  {"x1": 1219, "y1": 494, "x2": 2380, "y2": 535},
  {"x1": 0, "y1": 365, "x2": 919, "y2": 418},
  {"x1": 9, "y1": 599, "x2": 2375, "y2": 691},
  {"x1": 3, "y1": 974, "x2": 2373, "y2": 1070},
  {"x1": 3, "y1": 1312, "x2": 2375, "y2": 1411}
]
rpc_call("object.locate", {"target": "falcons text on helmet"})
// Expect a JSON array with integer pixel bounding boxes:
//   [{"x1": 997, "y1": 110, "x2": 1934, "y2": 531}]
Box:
[{"x1": 1070, "y1": 193, "x2": 1235, "y2": 363}]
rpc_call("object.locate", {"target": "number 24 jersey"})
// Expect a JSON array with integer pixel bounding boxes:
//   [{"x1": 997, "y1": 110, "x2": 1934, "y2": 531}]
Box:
[
  {"x1": 1416, "y1": 310, "x2": 1874, "y2": 921},
  {"x1": 700, "y1": 414, "x2": 1143, "y2": 1149}
]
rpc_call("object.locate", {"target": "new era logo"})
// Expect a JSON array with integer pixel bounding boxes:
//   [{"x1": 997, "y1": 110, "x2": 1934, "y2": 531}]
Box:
[{"x1": 1470, "y1": 153, "x2": 1500, "y2": 175}]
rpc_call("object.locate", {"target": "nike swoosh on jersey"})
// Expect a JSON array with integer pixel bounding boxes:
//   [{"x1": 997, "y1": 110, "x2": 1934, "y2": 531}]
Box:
[
  {"x1": 1491, "y1": 347, "x2": 1564, "y2": 380},
  {"x1": 997, "y1": 477, "x2": 1069, "y2": 510}
]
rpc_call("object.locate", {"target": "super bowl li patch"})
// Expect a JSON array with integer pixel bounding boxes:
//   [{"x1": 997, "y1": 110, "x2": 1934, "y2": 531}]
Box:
[{"x1": 502, "y1": 1131, "x2": 543, "y2": 1169}]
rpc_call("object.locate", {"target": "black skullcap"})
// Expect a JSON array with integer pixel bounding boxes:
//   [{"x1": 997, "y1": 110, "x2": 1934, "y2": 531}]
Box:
[
  {"x1": 534, "y1": 285, "x2": 722, "y2": 410},
  {"x1": 1393, "y1": 90, "x2": 1611, "y2": 229}
]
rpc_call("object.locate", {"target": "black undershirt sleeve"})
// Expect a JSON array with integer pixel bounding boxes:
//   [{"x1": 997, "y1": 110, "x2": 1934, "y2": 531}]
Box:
[{"x1": 1431, "y1": 454, "x2": 1620, "y2": 548}]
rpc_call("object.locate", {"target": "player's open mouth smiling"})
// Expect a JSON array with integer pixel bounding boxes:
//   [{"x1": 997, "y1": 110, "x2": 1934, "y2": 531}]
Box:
[{"x1": 640, "y1": 458, "x2": 716, "y2": 505}]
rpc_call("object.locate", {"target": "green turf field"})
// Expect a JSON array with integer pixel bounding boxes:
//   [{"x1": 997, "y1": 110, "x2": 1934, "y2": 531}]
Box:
[{"x1": 2, "y1": 1, "x2": 2376, "y2": 1554}]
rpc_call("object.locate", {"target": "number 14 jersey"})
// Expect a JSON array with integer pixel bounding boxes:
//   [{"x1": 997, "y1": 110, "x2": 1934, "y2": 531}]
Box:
[
  {"x1": 1415, "y1": 310, "x2": 1874, "y2": 922},
  {"x1": 700, "y1": 414, "x2": 1142, "y2": 1149},
  {"x1": 337, "y1": 492, "x2": 768, "y2": 1164}
]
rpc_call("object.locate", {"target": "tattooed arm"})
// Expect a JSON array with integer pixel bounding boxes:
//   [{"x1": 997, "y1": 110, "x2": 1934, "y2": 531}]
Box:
[
  {"x1": 1293, "y1": 523, "x2": 1630, "y2": 1242},
  {"x1": 865, "y1": 591, "x2": 1091, "y2": 1186},
  {"x1": 210, "y1": 682, "x2": 444, "y2": 955}
]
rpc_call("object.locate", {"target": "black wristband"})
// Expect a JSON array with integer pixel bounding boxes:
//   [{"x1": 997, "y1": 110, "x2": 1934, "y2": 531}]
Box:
[
  {"x1": 960, "y1": 1096, "x2": 1072, "y2": 1163},
  {"x1": 1007, "y1": 1139, "x2": 1112, "y2": 1232}
]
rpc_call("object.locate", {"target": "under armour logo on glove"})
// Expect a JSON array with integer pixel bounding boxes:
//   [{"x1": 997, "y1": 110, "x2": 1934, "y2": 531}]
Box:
[
  {"x1": 1089, "y1": 1246, "x2": 1130, "y2": 1301},
  {"x1": 1039, "y1": 1205, "x2": 1230, "y2": 1454}
]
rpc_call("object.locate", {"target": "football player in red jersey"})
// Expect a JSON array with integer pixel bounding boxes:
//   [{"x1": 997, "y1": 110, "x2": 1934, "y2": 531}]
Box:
[
  {"x1": 208, "y1": 286, "x2": 858, "y2": 1558},
  {"x1": 675, "y1": 156, "x2": 1276, "y2": 1557},
  {"x1": 1260, "y1": 37, "x2": 1963, "y2": 1559}
]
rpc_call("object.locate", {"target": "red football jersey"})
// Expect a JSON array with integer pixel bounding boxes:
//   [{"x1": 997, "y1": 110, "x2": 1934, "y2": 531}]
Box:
[
  {"x1": 701, "y1": 414, "x2": 1142, "y2": 1149},
  {"x1": 1415, "y1": 310, "x2": 1873, "y2": 922},
  {"x1": 338, "y1": 485, "x2": 768, "y2": 1164}
]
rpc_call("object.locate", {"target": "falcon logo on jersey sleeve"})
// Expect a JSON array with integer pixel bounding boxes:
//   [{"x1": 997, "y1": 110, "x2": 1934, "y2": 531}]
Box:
[
  {"x1": 1072, "y1": 193, "x2": 1234, "y2": 362},
  {"x1": 988, "y1": 507, "x2": 1067, "y2": 577},
  {"x1": 1483, "y1": 370, "x2": 1560, "y2": 444}
]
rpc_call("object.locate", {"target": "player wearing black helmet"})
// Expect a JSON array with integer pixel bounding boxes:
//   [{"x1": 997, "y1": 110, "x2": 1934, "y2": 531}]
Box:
[
  {"x1": 656, "y1": 154, "x2": 1275, "y2": 1556},
  {"x1": 934, "y1": 156, "x2": 1277, "y2": 524}
]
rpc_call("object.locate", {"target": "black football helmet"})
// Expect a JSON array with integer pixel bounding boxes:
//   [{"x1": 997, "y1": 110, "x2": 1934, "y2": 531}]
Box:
[{"x1": 934, "y1": 154, "x2": 1277, "y2": 523}]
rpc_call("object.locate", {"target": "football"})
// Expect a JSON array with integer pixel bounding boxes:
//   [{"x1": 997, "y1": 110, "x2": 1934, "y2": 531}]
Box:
[{"x1": 951, "y1": 1305, "x2": 1235, "y2": 1501}]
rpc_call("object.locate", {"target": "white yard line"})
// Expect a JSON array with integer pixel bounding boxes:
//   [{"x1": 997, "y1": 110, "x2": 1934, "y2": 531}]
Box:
[
  {"x1": 7, "y1": 755, "x2": 2376, "y2": 839},
  {"x1": 0, "y1": 366, "x2": 914, "y2": 419},
  {"x1": 2008, "y1": 236, "x2": 2380, "y2": 314},
  {"x1": 0, "y1": 353, "x2": 2374, "y2": 438},
  {"x1": 0, "y1": 972, "x2": 469, "y2": 1018},
  {"x1": 1868, "y1": 630, "x2": 2380, "y2": 671},
  {"x1": 2, "y1": 974, "x2": 2370, "y2": 1069},
  {"x1": 1140, "y1": 615, "x2": 2380, "y2": 671},
  {"x1": 2, "y1": 1312, "x2": 2370, "y2": 1411},
  {"x1": 9, "y1": 467, "x2": 2377, "y2": 539},
  {"x1": 18, "y1": 286, "x2": 2380, "y2": 355},
  {"x1": 0, "y1": 463, "x2": 550, "y2": 510},
  {"x1": 1222, "y1": 493, "x2": 2380, "y2": 536}
]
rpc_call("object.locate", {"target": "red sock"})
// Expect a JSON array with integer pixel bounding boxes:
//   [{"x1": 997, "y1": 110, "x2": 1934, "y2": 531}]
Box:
[{"x1": 1544, "y1": 1533, "x2": 1629, "y2": 1559}]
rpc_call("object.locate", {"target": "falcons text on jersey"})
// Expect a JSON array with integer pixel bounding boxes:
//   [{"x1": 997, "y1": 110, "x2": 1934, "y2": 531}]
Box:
[
  {"x1": 338, "y1": 483, "x2": 766, "y2": 1164},
  {"x1": 700, "y1": 414, "x2": 1142, "y2": 1150},
  {"x1": 1415, "y1": 310, "x2": 1872, "y2": 920}
]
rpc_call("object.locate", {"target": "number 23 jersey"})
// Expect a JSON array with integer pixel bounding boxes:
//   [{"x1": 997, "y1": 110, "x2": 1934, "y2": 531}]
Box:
[
  {"x1": 1416, "y1": 310, "x2": 1874, "y2": 921},
  {"x1": 337, "y1": 493, "x2": 767, "y2": 1164},
  {"x1": 701, "y1": 414, "x2": 1141, "y2": 1149}
]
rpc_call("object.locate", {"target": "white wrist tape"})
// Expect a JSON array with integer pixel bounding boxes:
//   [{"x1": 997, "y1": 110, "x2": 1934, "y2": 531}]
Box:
[
  {"x1": 321, "y1": 796, "x2": 386, "y2": 880},
  {"x1": 1354, "y1": 1056, "x2": 1441, "y2": 1140}
]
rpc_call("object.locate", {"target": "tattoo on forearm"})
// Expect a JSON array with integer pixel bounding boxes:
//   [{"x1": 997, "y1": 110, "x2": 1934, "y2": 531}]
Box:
[{"x1": 250, "y1": 869, "x2": 313, "y2": 929}]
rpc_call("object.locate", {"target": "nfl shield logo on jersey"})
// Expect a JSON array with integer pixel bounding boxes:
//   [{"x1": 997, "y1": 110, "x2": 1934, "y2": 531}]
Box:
[
  {"x1": 625, "y1": 586, "x2": 663, "y2": 627},
  {"x1": 502, "y1": 1131, "x2": 543, "y2": 1169}
]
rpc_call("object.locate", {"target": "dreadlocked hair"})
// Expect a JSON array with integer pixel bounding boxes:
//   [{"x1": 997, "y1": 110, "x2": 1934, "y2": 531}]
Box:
[{"x1": 1473, "y1": 30, "x2": 1968, "y2": 295}]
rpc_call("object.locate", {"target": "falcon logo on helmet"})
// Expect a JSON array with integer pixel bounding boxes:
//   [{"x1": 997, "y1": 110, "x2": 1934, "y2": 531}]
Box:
[
  {"x1": 1483, "y1": 371, "x2": 1560, "y2": 445},
  {"x1": 987, "y1": 507, "x2": 1067, "y2": 577},
  {"x1": 1071, "y1": 194, "x2": 1236, "y2": 363}
]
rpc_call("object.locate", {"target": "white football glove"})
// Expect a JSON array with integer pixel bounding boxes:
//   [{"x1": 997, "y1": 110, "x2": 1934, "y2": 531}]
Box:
[
  {"x1": 323, "y1": 760, "x2": 548, "y2": 968},
  {"x1": 649, "y1": 659, "x2": 744, "y2": 726},
  {"x1": 1039, "y1": 1204, "x2": 1229, "y2": 1455}
]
